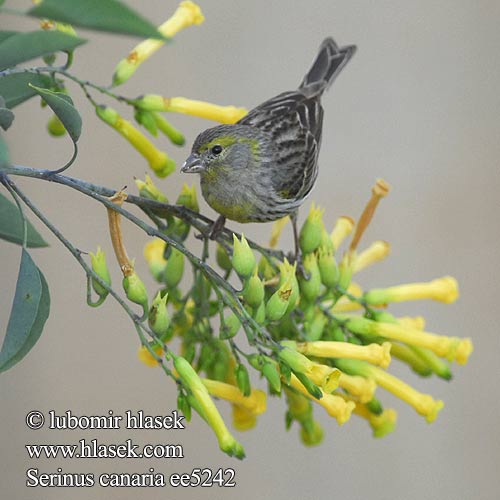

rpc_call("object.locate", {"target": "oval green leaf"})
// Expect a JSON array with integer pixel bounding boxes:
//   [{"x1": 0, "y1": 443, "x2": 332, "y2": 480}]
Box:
[
  {"x1": 0, "y1": 30, "x2": 86, "y2": 70},
  {"x1": 0, "y1": 249, "x2": 51, "y2": 372},
  {"x1": 0, "y1": 73, "x2": 52, "y2": 109},
  {"x1": 0, "y1": 191, "x2": 48, "y2": 247},
  {"x1": 28, "y1": 0, "x2": 167, "y2": 40},
  {"x1": 29, "y1": 84, "x2": 82, "y2": 142},
  {"x1": 0, "y1": 263, "x2": 50, "y2": 372}
]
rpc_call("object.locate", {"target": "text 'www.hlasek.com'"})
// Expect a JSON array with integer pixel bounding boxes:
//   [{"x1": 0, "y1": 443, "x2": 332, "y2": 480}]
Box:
[{"x1": 24, "y1": 409, "x2": 236, "y2": 488}]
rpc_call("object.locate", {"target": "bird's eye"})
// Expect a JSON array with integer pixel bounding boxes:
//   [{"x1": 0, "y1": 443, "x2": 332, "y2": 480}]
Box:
[{"x1": 211, "y1": 145, "x2": 223, "y2": 155}]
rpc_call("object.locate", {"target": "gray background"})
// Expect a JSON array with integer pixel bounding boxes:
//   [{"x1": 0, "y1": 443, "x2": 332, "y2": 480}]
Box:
[{"x1": 1, "y1": 1, "x2": 499, "y2": 498}]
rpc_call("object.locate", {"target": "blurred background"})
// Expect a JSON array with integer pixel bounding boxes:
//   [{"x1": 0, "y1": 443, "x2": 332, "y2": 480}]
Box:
[{"x1": 1, "y1": 1, "x2": 499, "y2": 498}]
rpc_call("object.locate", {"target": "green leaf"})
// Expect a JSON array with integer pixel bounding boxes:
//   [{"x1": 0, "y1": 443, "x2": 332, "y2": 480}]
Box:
[
  {"x1": 0, "y1": 73, "x2": 52, "y2": 108},
  {"x1": 0, "y1": 132, "x2": 9, "y2": 166},
  {"x1": 0, "y1": 30, "x2": 86, "y2": 70},
  {"x1": 29, "y1": 0, "x2": 167, "y2": 40},
  {"x1": 0, "y1": 192, "x2": 48, "y2": 247},
  {"x1": 0, "y1": 31, "x2": 17, "y2": 44},
  {"x1": 29, "y1": 85, "x2": 82, "y2": 142},
  {"x1": 0, "y1": 101, "x2": 14, "y2": 130},
  {"x1": 0, "y1": 249, "x2": 50, "y2": 373}
]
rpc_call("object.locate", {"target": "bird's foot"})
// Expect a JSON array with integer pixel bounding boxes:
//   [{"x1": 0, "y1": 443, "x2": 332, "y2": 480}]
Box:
[{"x1": 195, "y1": 215, "x2": 226, "y2": 241}]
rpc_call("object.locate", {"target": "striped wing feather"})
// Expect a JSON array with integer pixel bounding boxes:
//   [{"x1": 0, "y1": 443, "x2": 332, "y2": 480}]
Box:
[{"x1": 238, "y1": 91, "x2": 322, "y2": 200}]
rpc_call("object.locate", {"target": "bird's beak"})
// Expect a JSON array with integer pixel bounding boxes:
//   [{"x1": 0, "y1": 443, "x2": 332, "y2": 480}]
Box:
[{"x1": 181, "y1": 153, "x2": 204, "y2": 173}]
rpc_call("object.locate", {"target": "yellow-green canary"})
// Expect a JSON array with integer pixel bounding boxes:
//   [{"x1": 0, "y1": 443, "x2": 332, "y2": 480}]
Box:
[{"x1": 182, "y1": 37, "x2": 356, "y2": 247}]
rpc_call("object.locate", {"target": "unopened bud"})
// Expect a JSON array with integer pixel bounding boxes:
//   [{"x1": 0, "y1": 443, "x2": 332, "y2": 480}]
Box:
[
  {"x1": 89, "y1": 247, "x2": 111, "y2": 301},
  {"x1": 164, "y1": 247, "x2": 185, "y2": 288},
  {"x1": 266, "y1": 279, "x2": 293, "y2": 321},
  {"x1": 148, "y1": 291, "x2": 170, "y2": 337},
  {"x1": 216, "y1": 244, "x2": 232, "y2": 272},
  {"x1": 243, "y1": 270, "x2": 265, "y2": 308},
  {"x1": 47, "y1": 114, "x2": 66, "y2": 136},
  {"x1": 232, "y1": 234, "x2": 256, "y2": 279},
  {"x1": 317, "y1": 247, "x2": 339, "y2": 288},
  {"x1": 299, "y1": 203, "x2": 325, "y2": 254},
  {"x1": 299, "y1": 253, "x2": 322, "y2": 302},
  {"x1": 123, "y1": 271, "x2": 148, "y2": 309},
  {"x1": 235, "y1": 364, "x2": 251, "y2": 397},
  {"x1": 220, "y1": 313, "x2": 241, "y2": 340}
]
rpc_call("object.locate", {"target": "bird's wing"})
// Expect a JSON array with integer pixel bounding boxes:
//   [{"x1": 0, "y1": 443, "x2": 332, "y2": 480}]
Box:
[{"x1": 239, "y1": 91, "x2": 323, "y2": 200}]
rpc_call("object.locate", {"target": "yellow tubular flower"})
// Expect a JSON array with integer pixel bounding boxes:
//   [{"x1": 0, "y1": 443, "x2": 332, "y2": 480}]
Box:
[
  {"x1": 289, "y1": 374, "x2": 354, "y2": 425},
  {"x1": 285, "y1": 340, "x2": 391, "y2": 369},
  {"x1": 330, "y1": 216, "x2": 355, "y2": 250},
  {"x1": 173, "y1": 356, "x2": 245, "y2": 459},
  {"x1": 339, "y1": 315, "x2": 473, "y2": 365},
  {"x1": 350, "y1": 400, "x2": 398, "y2": 438},
  {"x1": 113, "y1": 1, "x2": 205, "y2": 86},
  {"x1": 96, "y1": 106, "x2": 175, "y2": 177},
  {"x1": 353, "y1": 240, "x2": 391, "y2": 273},
  {"x1": 202, "y1": 379, "x2": 266, "y2": 415},
  {"x1": 143, "y1": 238, "x2": 167, "y2": 279},
  {"x1": 137, "y1": 344, "x2": 163, "y2": 367},
  {"x1": 397, "y1": 316, "x2": 426, "y2": 330},
  {"x1": 364, "y1": 276, "x2": 459, "y2": 305},
  {"x1": 232, "y1": 405, "x2": 257, "y2": 431},
  {"x1": 338, "y1": 372, "x2": 377, "y2": 403},
  {"x1": 269, "y1": 216, "x2": 289, "y2": 248},
  {"x1": 336, "y1": 359, "x2": 443, "y2": 423},
  {"x1": 369, "y1": 366, "x2": 443, "y2": 423},
  {"x1": 164, "y1": 97, "x2": 247, "y2": 124},
  {"x1": 279, "y1": 347, "x2": 340, "y2": 393}
]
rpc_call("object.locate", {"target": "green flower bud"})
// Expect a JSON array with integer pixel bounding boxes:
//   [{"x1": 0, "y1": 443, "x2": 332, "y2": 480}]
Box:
[
  {"x1": 211, "y1": 349, "x2": 230, "y2": 381},
  {"x1": 278, "y1": 259, "x2": 299, "y2": 313},
  {"x1": 134, "y1": 109, "x2": 158, "y2": 136},
  {"x1": 176, "y1": 183, "x2": 199, "y2": 212},
  {"x1": 327, "y1": 324, "x2": 346, "y2": 342},
  {"x1": 298, "y1": 253, "x2": 322, "y2": 302},
  {"x1": 177, "y1": 392, "x2": 192, "y2": 422},
  {"x1": 220, "y1": 313, "x2": 241, "y2": 340},
  {"x1": 235, "y1": 364, "x2": 251, "y2": 397},
  {"x1": 300, "y1": 420, "x2": 324, "y2": 447},
  {"x1": 47, "y1": 114, "x2": 66, "y2": 137},
  {"x1": 266, "y1": 279, "x2": 293, "y2": 321},
  {"x1": 122, "y1": 271, "x2": 148, "y2": 309},
  {"x1": 164, "y1": 247, "x2": 184, "y2": 288},
  {"x1": 293, "y1": 370, "x2": 323, "y2": 400},
  {"x1": 248, "y1": 354, "x2": 264, "y2": 371},
  {"x1": 317, "y1": 247, "x2": 339, "y2": 289},
  {"x1": 134, "y1": 94, "x2": 169, "y2": 111},
  {"x1": 89, "y1": 247, "x2": 111, "y2": 301},
  {"x1": 182, "y1": 343, "x2": 196, "y2": 364},
  {"x1": 232, "y1": 234, "x2": 256, "y2": 279},
  {"x1": 337, "y1": 254, "x2": 354, "y2": 291},
  {"x1": 366, "y1": 397, "x2": 384, "y2": 415},
  {"x1": 199, "y1": 344, "x2": 216, "y2": 373},
  {"x1": 253, "y1": 301, "x2": 266, "y2": 324},
  {"x1": 320, "y1": 228, "x2": 335, "y2": 254},
  {"x1": 148, "y1": 291, "x2": 170, "y2": 337},
  {"x1": 243, "y1": 270, "x2": 265, "y2": 308},
  {"x1": 135, "y1": 174, "x2": 168, "y2": 203},
  {"x1": 262, "y1": 362, "x2": 281, "y2": 393},
  {"x1": 153, "y1": 113, "x2": 185, "y2": 146},
  {"x1": 216, "y1": 244, "x2": 232, "y2": 272},
  {"x1": 299, "y1": 203, "x2": 325, "y2": 254},
  {"x1": 305, "y1": 311, "x2": 327, "y2": 341}
]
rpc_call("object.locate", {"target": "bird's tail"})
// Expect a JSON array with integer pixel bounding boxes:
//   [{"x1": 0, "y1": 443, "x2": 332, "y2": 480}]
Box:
[{"x1": 299, "y1": 37, "x2": 356, "y2": 96}]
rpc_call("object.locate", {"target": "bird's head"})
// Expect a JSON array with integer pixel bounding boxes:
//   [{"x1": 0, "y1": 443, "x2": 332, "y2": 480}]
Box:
[{"x1": 181, "y1": 124, "x2": 265, "y2": 177}]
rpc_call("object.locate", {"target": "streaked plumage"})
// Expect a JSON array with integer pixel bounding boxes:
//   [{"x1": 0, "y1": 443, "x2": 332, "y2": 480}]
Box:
[{"x1": 182, "y1": 37, "x2": 356, "y2": 232}]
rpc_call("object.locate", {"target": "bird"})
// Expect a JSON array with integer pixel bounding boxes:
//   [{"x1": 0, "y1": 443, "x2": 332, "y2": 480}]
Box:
[{"x1": 181, "y1": 37, "x2": 356, "y2": 264}]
